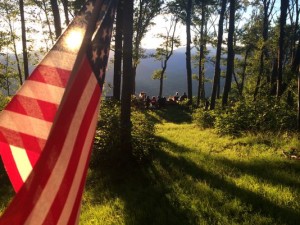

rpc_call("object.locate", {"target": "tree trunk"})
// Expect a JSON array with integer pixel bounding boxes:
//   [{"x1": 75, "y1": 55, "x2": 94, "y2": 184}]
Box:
[
  {"x1": 253, "y1": 51, "x2": 264, "y2": 100},
  {"x1": 4, "y1": 54, "x2": 10, "y2": 96},
  {"x1": 276, "y1": 0, "x2": 289, "y2": 97},
  {"x1": 19, "y1": 0, "x2": 29, "y2": 80},
  {"x1": 159, "y1": 64, "x2": 167, "y2": 98},
  {"x1": 156, "y1": 17, "x2": 178, "y2": 98},
  {"x1": 42, "y1": 0, "x2": 55, "y2": 45},
  {"x1": 210, "y1": 0, "x2": 227, "y2": 110},
  {"x1": 186, "y1": 0, "x2": 193, "y2": 104},
  {"x1": 254, "y1": 0, "x2": 274, "y2": 99},
  {"x1": 298, "y1": 67, "x2": 300, "y2": 131},
  {"x1": 197, "y1": 3, "x2": 205, "y2": 107},
  {"x1": 292, "y1": 38, "x2": 300, "y2": 131},
  {"x1": 291, "y1": 0, "x2": 299, "y2": 61},
  {"x1": 121, "y1": 0, "x2": 134, "y2": 159},
  {"x1": 5, "y1": 5, "x2": 23, "y2": 85},
  {"x1": 61, "y1": 0, "x2": 70, "y2": 25},
  {"x1": 270, "y1": 58, "x2": 278, "y2": 95},
  {"x1": 113, "y1": 0, "x2": 124, "y2": 101},
  {"x1": 240, "y1": 48, "x2": 250, "y2": 95},
  {"x1": 222, "y1": 0, "x2": 235, "y2": 107},
  {"x1": 132, "y1": 67, "x2": 137, "y2": 94},
  {"x1": 50, "y1": 0, "x2": 62, "y2": 39}
]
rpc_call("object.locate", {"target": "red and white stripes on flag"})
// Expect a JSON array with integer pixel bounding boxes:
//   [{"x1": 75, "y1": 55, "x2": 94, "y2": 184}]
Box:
[
  {"x1": 0, "y1": 0, "x2": 117, "y2": 224},
  {"x1": 0, "y1": 54, "x2": 74, "y2": 192}
]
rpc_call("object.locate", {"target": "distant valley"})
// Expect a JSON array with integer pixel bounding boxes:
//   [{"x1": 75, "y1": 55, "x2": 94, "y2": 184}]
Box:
[
  {"x1": 2, "y1": 47, "x2": 226, "y2": 98},
  {"x1": 104, "y1": 47, "x2": 225, "y2": 98}
]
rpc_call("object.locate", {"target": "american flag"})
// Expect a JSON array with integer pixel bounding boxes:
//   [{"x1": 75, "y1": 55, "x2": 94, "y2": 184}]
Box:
[{"x1": 0, "y1": 0, "x2": 117, "y2": 224}]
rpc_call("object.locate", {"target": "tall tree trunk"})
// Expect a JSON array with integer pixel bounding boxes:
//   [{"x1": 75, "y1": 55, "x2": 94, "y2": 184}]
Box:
[
  {"x1": 240, "y1": 48, "x2": 250, "y2": 95},
  {"x1": 294, "y1": 0, "x2": 299, "y2": 60},
  {"x1": 113, "y1": 0, "x2": 124, "y2": 101},
  {"x1": 202, "y1": 19, "x2": 208, "y2": 100},
  {"x1": 222, "y1": 0, "x2": 235, "y2": 107},
  {"x1": 270, "y1": 58, "x2": 278, "y2": 95},
  {"x1": 292, "y1": 39, "x2": 300, "y2": 131},
  {"x1": 131, "y1": 0, "x2": 162, "y2": 95},
  {"x1": 61, "y1": 0, "x2": 70, "y2": 25},
  {"x1": 197, "y1": 3, "x2": 205, "y2": 107},
  {"x1": 121, "y1": 0, "x2": 134, "y2": 159},
  {"x1": 5, "y1": 5, "x2": 23, "y2": 85},
  {"x1": 50, "y1": 0, "x2": 62, "y2": 39},
  {"x1": 276, "y1": 0, "x2": 289, "y2": 97},
  {"x1": 186, "y1": 0, "x2": 193, "y2": 104},
  {"x1": 132, "y1": 0, "x2": 143, "y2": 95},
  {"x1": 157, "y1": 17, "x2": 178, "y2": 98},
  {"x1": 19, "y1": 0, "x2": 29, "y2": 80},
  {"x1": 41, "y1": 0, "x2": 55, "y2": 45},
  {"x1": 5, "y1": 54, "x2": 10, "y2": 96},
  {"x1": 254, "y1": 51, "x2": 264, "y2": 100},
  {"x1": 254, "y1": 0, "x2": 275, "y2": 99},
  {"x1": 210, "y1": 0, "x2": 227, "y2": 110},
  {"x1": 298, "y1": 67, "x2": 300, "y2": 131},
  {"x1": 291, "y1": 0, "x2": 299, "y2": 61},
  {"x1": 159, "y1": 62, "x2": 167, "y2": 97},
  {"x1": 132, "y1": 67, "x2": 137, "y2": 94}
]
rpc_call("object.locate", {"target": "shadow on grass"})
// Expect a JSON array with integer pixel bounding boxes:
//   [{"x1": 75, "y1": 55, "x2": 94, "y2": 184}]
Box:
[
  {"x1": 87, "y1": 161, "x2": 191, "y2": 225},
  {"x1": 86, "y1": 135, "x2": 300, "y2": 225},
  {"x1": 216, "y1": 157, "x2": 300, "y2": 190},
  {"x1": 145, "y1": 105, "x2": 192, "y2": 124},
  {"x1": 154, "y1": 136, "x2": 300, "y2": 225}
]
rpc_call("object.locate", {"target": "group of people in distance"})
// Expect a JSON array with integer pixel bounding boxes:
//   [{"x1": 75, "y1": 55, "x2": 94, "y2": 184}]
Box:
[
  {"x1": 138, "y1": 91, "x2": 187, "y2": 109},
  {"x1": 172, "y1": 91, "x2": 187, "y2": 102}
]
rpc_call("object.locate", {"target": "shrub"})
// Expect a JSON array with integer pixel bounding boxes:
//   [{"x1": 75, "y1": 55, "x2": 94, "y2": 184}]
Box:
[
  {"x1": 91, "y1": 100, "x2": 157, "y2": 167},
  {"x1": 213, "y1": 98, "x2": 297, "y2": 136},
  {"x1": 214, "y1": 101, "x2": 256, "y2": 136},
  {"x1": 91, "y1": 100, "x2": 121, "y2": 166},
  {"x1": 192, "y1": 108, "x2": 216, "y2": 128},
  {"x1": 0, "y1": 94, "x2": 10, "y2": 111},
  {"x1": 131, "y1": 109, "x2": 157, "y2": 162}
]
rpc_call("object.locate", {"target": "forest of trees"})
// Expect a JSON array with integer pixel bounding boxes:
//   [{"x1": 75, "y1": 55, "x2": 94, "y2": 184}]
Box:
[{"x1": 0, "y1": 0, "x2": 299, "y2": 155}]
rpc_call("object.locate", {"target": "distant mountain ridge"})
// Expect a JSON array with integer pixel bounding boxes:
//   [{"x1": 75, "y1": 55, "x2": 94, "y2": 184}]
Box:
[
  {"x1": 1, "y1": 47, "x2": 225, "y2": 98},
  {"x1": 104, "y1": 47, "x2": 224, "y2": 98}
]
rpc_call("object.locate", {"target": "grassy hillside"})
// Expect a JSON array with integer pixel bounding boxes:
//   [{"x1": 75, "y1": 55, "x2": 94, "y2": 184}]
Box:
[
  {"x1": 1, "y1": 105, "x2": 299, "y2": 224},
  {"x1": 80, "y1": 105, "x2": 300, "y2": 225}
]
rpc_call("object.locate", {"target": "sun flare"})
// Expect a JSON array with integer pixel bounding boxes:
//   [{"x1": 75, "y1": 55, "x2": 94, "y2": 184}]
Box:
[{"x1": 65, "y1": 29, "x2": 84, "y2": 51}]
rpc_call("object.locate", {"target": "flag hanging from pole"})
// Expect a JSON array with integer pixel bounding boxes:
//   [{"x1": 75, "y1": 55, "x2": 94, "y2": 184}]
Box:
[
  {"x1": 0, "y1": 0, "x2": 114, "y2": 193},
  {"x1": 0, "y1": 0, "x2": 117, "y2": 224}
]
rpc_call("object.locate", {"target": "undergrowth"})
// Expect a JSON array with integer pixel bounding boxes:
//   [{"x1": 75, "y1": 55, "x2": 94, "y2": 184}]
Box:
[
  {"x1": 80, "y1": 105, "x2": 300, "y2": 225},
  {"x1": 1, "y1": 102, "x2": 299, "y2": 225}
]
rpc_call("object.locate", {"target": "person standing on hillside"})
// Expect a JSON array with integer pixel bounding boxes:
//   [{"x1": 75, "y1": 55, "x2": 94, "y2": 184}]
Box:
[
  {"x1": 180, "y1": 92, "x2": 187, "y2": 101},
  {"x1": 145, "y1": 96, "x2": 151, "y2": 109},
  {"x1": 174, "y1": 92, "x2": 179, "y2": 102}
]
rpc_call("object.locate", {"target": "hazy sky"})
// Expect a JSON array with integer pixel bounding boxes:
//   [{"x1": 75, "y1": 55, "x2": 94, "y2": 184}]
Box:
[{"x1": 141, "y1": 15, "x2": 187, "y2": 49}]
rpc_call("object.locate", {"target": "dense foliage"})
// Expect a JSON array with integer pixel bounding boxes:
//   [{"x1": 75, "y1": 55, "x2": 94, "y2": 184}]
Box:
[
  {"x1": 91, "y1": 100, "x2": 157, "y2": 167},
  {"x1": 0, "y1": 0, "x2": 299, "y2": 132},
  {"x1": 193, "y1": 96, "x2": 297, "y2": 136},
  {"x1": 79, "y1": 106, "x2": 300, "y2": 225}
]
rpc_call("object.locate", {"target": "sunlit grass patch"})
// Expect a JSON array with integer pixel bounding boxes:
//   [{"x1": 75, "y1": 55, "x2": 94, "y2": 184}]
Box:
[
  {"x1": 234, "y1": 174, "x2": 296, "y2": 206},
  {"x1": 80, "y1": 199, "x2": 125, "y2": 225},
  {"x1": 152, "y1": 107, "x2": 300, "y2": 224},
  {"x1": 1, "y1": 105, "x2": 299, "y2": 224}
]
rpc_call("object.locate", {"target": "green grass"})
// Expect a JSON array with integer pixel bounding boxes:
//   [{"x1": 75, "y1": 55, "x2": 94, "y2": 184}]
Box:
[
  {"x1": 1, "y1": 105, "x2": 300, "y2": 224},
  {"x1": 80, "y1": 105, "x2": 300, "y2": 225}
]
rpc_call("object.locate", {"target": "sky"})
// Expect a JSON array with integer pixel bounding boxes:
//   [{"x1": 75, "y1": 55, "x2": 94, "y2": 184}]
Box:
[{"x1": 141, "y1": 15, "x2": 187, "y2": 49}]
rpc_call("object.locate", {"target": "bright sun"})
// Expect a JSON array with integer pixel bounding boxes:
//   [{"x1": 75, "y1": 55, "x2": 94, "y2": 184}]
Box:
[{"x1": 65, "y1": 29, "x2": 84, "y2": 51}]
